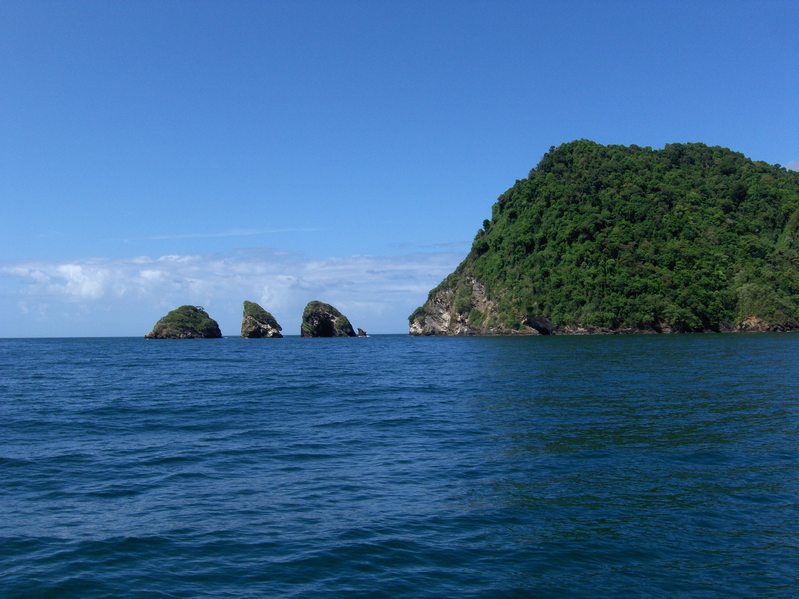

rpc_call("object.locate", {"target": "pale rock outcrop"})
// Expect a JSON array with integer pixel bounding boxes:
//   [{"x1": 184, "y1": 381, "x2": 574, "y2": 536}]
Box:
[{"x1": 241, "y1": 301, "x2": 283, "y2": 338}]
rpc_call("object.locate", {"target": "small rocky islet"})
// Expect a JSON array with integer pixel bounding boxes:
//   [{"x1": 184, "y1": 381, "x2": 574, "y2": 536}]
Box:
[
  {"x1": 300, "y1": 301, "x2": 356, "y2": 337},
  {"x1": 145, "y1": 300, "x2": 362, "y2": 339},
  {"x1": 145, "y1": 305, "x2": 222, "y2": 339},
  {"x1": 241, "y1": 300, "x2": 283, "y2": 338}
]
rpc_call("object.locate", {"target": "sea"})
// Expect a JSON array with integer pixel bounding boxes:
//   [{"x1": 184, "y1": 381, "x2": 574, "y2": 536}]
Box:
[{"x1": 1, "y1": 334, "x2": 798, "y2": 597}]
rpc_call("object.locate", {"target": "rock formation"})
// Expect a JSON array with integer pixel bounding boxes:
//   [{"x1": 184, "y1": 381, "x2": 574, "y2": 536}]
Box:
[
  {"x1": 241, "y1": 301, "x2": 283, "y2": 338},
  {"x1": 145, "y1": 305, "x2": 222, "y2": 339},
  {"x1": 736, "y1": 315, "x2": 791, "y2": 333},
  {"x1": 301, "y1": 301, "x2": 356, "y2": 337},
  {"x1": 410, "y1": 140, "x2": 799, "y2": 335}
]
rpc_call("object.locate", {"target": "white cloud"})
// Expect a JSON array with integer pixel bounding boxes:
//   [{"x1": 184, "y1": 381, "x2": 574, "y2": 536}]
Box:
[
  {"x1": 0, "y1": 249, "x2": 462, "y2": 336},
  {"x1": 4, "y1": 263, "x2": 109, "y2": 300},
  {"x1": 138, "y1": 269, "x2": 165, "y2": 281},
  {"x1": 56, "y1": 264, "x2": 109, "y2": 300}
]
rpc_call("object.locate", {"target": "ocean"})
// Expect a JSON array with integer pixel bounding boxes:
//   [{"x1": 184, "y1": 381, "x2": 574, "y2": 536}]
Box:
[{"x1": 2, "y1": 334, "x2": 798, "y2": 597}]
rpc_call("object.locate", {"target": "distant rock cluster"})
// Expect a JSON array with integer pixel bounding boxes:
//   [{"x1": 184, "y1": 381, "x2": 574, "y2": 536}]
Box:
[{"x1": 145, "y1": 300, "x2": 367, "y2": 339}]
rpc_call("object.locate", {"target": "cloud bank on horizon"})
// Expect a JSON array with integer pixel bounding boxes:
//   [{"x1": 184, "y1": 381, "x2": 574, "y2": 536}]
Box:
[{"x1": 0, "y1": 249, "x2": 462, "y2": 337}]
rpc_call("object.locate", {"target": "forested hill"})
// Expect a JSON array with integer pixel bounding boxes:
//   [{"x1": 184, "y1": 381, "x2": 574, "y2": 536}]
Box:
[{"x1": 409, "y1": 140, "x2": 799, "y2": 335}]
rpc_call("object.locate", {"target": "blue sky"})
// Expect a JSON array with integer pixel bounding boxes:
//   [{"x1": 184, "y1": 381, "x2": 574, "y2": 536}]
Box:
[{"x1": 1, "y1": 1, "x2": 797, "y2": 336}]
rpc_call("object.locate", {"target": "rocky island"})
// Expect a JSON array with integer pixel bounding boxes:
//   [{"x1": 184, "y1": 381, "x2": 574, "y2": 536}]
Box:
[
  {"x1": 145, "y1": 305, "x2": 222, "y2": 339},
  {"x1": 410, "y1": 140, "x2": 799, "y2": 335},
  {"x1": 301, "y1": 301, "x2": 356, "y2": 337},
  {"x1": 241, "y1": 300, "x2": 283, "y2": 338}
]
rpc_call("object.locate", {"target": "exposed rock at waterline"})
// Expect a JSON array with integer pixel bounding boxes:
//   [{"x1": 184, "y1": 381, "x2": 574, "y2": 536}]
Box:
[{"x1": 735, "y1": 315, "x2": 791, "y2": 332}]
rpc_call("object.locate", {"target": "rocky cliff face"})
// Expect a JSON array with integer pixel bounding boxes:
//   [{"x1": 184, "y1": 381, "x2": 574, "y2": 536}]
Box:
[
  {"x1": 410, "y1": 286, "x2": 792, "y2": 335},
  {"x1": 301, "y1": 301, "x2": 356, "y2": 337},
  {"x1": 241, "y1": 300, "x2": 283, "y2": 338},
  {"x1": 735, "y1": 315, "x2": 794, "y2": 333},
  {"x1": 146, "y1": 305, "x2": 222, "y2": 339},
  {"x1": 408, "y1": 272, "x2": 787, "y2": 336},
  {"x1": 409, "y1": 272, "x2": 546, "y2": 336}
]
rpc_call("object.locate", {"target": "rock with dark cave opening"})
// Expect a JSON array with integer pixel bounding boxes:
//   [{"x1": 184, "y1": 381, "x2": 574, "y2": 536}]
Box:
[{"x1": 300, "y1": 301, "x2": 356, "y2": 337}]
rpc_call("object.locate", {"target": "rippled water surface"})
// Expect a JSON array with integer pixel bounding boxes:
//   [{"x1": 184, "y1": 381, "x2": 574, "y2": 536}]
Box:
[{"x1": 2, "y1": 334, "x2": 799, "y2": 597}]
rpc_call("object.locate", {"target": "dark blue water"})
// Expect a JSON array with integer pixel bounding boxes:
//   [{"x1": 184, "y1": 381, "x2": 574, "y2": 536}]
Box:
[{"x1": 2, "y1": 335, "x2": 798, "y2": 597}]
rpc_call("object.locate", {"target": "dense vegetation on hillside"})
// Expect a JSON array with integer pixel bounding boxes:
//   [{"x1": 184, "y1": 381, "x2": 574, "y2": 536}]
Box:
[{"x1": 412, "y1": 141, "x2": 799, "y2": 333}]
